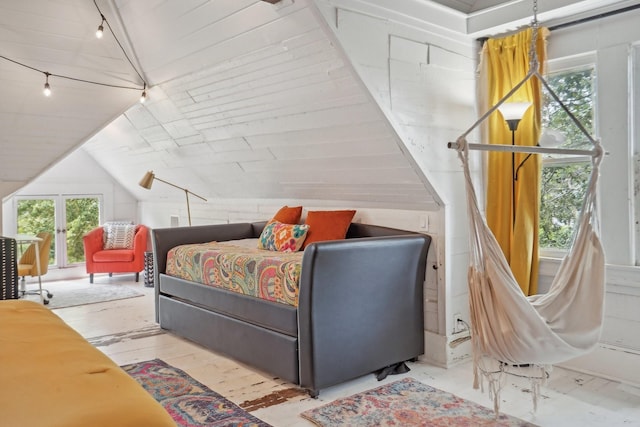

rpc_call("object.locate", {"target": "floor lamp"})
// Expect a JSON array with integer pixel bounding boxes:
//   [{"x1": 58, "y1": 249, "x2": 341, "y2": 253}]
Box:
[
  {"x1": 139, "y1": 171, "x2": 207, "y2": 226},
  {"x1": 497, "y1": 102, "x2": 532, "y2": 225}
]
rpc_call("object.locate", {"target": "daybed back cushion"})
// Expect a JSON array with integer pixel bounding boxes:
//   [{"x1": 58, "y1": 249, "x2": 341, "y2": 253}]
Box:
[
  {"x1": 166, "y1": 240, "x2": 303, "y2": 306},
  {"x1": 302, "y1": 210, "x2": 356, "y2": 248}
]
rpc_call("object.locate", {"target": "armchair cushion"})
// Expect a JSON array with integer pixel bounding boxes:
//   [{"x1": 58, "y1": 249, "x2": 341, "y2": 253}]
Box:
[{"x1": 93, "y1": 249, "x2": 135, "y2": 263}]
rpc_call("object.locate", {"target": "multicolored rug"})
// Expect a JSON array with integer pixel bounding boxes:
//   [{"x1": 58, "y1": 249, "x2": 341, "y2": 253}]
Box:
[
  {"x1": 301, "y1": 377, "x2": 537, "y2": 426},
  {"x1": 122, "y1": 359, "x2": 271, "y2": 427},
  {"x1": 23, "y1": 282, "x2": 143, "y2": 309}
]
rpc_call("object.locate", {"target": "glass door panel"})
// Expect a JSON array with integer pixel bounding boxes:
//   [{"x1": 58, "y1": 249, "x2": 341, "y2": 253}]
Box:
[
  {"x1": 16, "y1": 195, "x2": 101, "y2": 268},
  {"x1": 16, "y1": 198, "x2": 57, "y2": 266},
  {"x1": 64, "y1": 197, "x2": 100, "y2": 265}
]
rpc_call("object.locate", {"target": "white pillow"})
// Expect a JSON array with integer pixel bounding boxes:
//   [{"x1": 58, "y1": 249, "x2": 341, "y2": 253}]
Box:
[{"x1": 104, "y1": 224, "x2": 136, "y2": 250}]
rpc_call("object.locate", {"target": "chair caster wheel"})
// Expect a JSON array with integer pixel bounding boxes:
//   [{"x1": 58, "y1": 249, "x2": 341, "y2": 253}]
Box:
[
  {"x1": 43, "y1": 299, "x2": 49, "y2": 305},
  {"x1": 47, "y1": 293, "x2": 53, "y2": 298}
]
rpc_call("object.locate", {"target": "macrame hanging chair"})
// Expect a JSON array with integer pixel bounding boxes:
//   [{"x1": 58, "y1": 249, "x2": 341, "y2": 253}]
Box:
[{"x1": 449, "y1": 0, "x2": 606, "y2": 413}]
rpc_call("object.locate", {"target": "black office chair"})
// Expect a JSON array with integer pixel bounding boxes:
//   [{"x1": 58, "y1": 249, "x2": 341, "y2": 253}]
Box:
[{"x1": 1, "y1": 236, "x2": 19, "y2": 300}]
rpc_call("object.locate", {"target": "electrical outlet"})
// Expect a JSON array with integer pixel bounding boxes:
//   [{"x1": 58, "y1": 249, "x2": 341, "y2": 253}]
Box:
[{"x1": 453, "y1": 313, "x2": 464, "y2": 333}]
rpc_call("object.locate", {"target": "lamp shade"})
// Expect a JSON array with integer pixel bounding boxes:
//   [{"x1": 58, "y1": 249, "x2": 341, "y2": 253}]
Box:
[
  {"x1": 139, "y1": 171, "x2": 155, "y2": 189},
  {"x1": 497, "y1": 102, "x2": 532, "y2": 121}
]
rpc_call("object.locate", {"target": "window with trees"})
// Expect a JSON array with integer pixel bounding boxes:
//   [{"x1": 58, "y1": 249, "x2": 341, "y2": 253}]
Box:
[
  {"x1": 539, "y1": 64, "x2": 595, "y2": 252},
  {"x1": 17, "y1": 196, "x2": 100, "y2": 266}
]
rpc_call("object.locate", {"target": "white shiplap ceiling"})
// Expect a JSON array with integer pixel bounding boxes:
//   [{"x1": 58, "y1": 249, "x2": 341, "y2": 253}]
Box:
[
  {"x1": 429, "y1": 0, "x2": 509, "y2": 13},
  {"x1": 2, "y1": 0, "x2": 635, "y2": 210},
  {"x1": 0, "y1": 0, "x2": 141, "y2": 194},
  {"x1": 83, "y1": 0, "x2": 439, "y2": 210}
]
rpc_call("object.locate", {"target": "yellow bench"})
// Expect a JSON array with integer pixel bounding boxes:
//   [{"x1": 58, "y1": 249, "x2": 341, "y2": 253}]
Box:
[{"x1": 0, "y1": 300, "x2": 175, "y2": 427}]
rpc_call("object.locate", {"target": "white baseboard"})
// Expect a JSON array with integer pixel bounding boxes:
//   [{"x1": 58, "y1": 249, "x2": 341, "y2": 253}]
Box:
[
  {"x1": 423, "y1": 330, "x2": 472, "y2": 368},
  {"x1": 424, "y1": 331, "x2": 640, "y2": 388},
  {"x1": 558, "y1": 344, "x2": 640, "y2": 387}
]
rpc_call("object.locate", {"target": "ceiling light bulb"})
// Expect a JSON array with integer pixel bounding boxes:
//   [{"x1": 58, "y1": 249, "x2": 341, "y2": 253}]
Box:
[
  {"x1": 43, "y1": 73, "x2": 51, "y2": 97},
  {"x1": 96, "y1": 16, "x2": 105, "y2": 39},
  {"x1": 140, "y1": 90, "x2": 147, "y2": 103}
]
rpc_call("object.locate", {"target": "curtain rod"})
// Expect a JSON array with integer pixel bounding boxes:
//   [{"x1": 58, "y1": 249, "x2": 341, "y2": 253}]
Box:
[
  {"x1": 477, "y1": 3, "x2": 640, "y2": 43},
  {"x1": 549, "y1": 3, "x2": 640, "y2": 31}
]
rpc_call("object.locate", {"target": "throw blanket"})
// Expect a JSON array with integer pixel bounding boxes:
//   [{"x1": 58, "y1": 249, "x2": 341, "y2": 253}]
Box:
[
  {"x1": 166, "y1": 240, "x2": 303, "y2": 306},
  {"x1": 0, "y1": 300, "x2": 176, "y2": 427}
]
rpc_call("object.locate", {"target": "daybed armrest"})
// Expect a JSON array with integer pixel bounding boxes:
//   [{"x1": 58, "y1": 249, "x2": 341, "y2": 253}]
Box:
[
  {"x1": 297, "y1": 234, "x2": 431, "y2": 394},
  {"x1": 151, "y1": 223, "x2": 255, "y2": 321}
]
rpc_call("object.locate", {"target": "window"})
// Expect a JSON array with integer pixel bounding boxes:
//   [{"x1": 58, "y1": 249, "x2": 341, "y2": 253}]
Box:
[
  {"x1": 16, "y1": 195, "x2": 101, "y2": 267},
  {"x1": 539, "y1": 65, "x2": 596, "y2": 252}
]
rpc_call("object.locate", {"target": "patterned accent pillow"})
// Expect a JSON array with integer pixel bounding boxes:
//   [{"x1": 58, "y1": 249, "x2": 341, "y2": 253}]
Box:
[
  {"x1": 258, "y1": 221, "x2": 309, "y2": 252},
  {"x1": 104, "y1": 224, "x2": 136, "y2": 250},
  {"x1": 102, "y1": 221, "x2": 134, "y2": 245}
]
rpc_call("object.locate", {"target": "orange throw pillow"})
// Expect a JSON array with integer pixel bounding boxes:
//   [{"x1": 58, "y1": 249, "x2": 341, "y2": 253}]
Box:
[
  {"x1": 271, "y1": 206, "x2": 303, "y2": 224},
  {"x1": 302, "y1": 210, "x2": 356, "y2": 248}
]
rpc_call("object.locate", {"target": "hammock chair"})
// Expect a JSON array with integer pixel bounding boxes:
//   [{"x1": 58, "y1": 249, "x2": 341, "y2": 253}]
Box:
[{"x1": 448, "y1": 0, "x2": 606, "y2": 413}]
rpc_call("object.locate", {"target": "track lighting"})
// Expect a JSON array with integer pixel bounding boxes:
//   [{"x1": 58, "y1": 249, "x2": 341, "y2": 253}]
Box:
[
  {"x1": 96, "y1": 15, "x2": 105, "y2": 39},
  {"x1": 43, "y1": 72, "x2": 51, "y2": 97}
]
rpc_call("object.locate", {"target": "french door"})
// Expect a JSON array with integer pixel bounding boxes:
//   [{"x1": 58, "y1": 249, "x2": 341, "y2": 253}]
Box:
[{"x1": 16, "y1": 195, "x2": 101, "y2": 268}]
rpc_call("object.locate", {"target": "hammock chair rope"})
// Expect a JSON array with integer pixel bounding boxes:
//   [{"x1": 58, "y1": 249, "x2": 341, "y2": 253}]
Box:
[{"x1": 450, "y1": 0, "x2": 607, "y2": 414}]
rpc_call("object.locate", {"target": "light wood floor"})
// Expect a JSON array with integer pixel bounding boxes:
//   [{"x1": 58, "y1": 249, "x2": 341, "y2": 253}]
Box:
[{"x1": 34, "y1": 272, "x2": 640, "y2": 426}]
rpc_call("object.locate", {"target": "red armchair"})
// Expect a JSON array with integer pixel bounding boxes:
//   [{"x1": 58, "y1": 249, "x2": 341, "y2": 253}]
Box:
[{"x1": 83, "y1": 225, "x2": 148, "y2": 284}]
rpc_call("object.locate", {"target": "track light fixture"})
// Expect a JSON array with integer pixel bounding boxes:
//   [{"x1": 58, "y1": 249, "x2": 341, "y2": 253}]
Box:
[
  {"x1": 96, "y1": 14, "x2": 105, "y2": 39},
  {"x1": 43, "y1": 72, "x2": 51, "y2": 97}
]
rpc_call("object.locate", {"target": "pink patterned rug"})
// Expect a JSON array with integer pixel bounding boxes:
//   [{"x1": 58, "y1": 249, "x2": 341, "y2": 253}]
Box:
[
  {"x1": 122, "y1": 359, "x2": 271, "y2": 427},
  {"x1": 301, "y1": 377, "x2": 537, "y2": 426}
]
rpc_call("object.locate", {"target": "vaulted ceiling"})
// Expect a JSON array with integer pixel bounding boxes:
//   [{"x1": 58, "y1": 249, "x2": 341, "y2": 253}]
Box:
[
  {"x1": 84, "y1": 0, "x2": 438, "y2": 210},
  {"x1": 1, "y1": 0, "x2": 634, "y2": 210}
]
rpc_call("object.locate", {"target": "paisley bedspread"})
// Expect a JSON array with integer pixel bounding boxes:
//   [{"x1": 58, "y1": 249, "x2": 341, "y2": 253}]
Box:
[{"x1": 165, "y1": 240, "x2": 303, "y2": 307}]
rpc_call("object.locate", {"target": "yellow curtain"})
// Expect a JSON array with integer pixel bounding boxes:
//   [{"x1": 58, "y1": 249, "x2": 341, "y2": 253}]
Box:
[{"x1": 482, "y1": 27, "x2": 548, "y2": 296}]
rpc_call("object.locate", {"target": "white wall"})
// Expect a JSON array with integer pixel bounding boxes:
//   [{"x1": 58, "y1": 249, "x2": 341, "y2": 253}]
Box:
[
  {"x1": 312, "y1": 1, "x2": 640, "y2": 378},
  {"x1": 313, "y1": 0, "x2": 479, "y2": 366},
  {"x1": 2, "y1": 148, "x2": 138, "y2": 234},
  {"x1": 538, "y1": 10, "x2": 640, "y2": 385}
]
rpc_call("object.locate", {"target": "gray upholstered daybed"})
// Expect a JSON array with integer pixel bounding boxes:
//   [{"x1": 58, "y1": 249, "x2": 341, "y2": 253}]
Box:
[{"x1": 151, "y1": 221, "x2": 431, "y2": 397}]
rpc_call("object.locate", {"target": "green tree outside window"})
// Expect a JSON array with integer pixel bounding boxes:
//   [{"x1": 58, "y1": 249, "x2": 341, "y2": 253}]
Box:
[{"x1": 540, "y1": 67, "x2": 595, "y2": 250}]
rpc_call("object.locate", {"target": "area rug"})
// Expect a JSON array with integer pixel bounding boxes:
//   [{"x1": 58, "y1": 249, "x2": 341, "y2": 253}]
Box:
[
  {"x1": 21, "y1": 282, "x2": 144, "y2": 309},
  {"x1": 301, "y1": 377, "x2": 537, "y2": 427},
  {"x1": 122, "y1": 358, "x2": 271, "y2": 427}
]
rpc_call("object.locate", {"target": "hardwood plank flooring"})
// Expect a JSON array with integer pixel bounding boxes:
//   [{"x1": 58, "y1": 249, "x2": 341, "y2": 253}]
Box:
[{"x1": 39, "y1": 273, "x2": 640, "y2": 426}]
